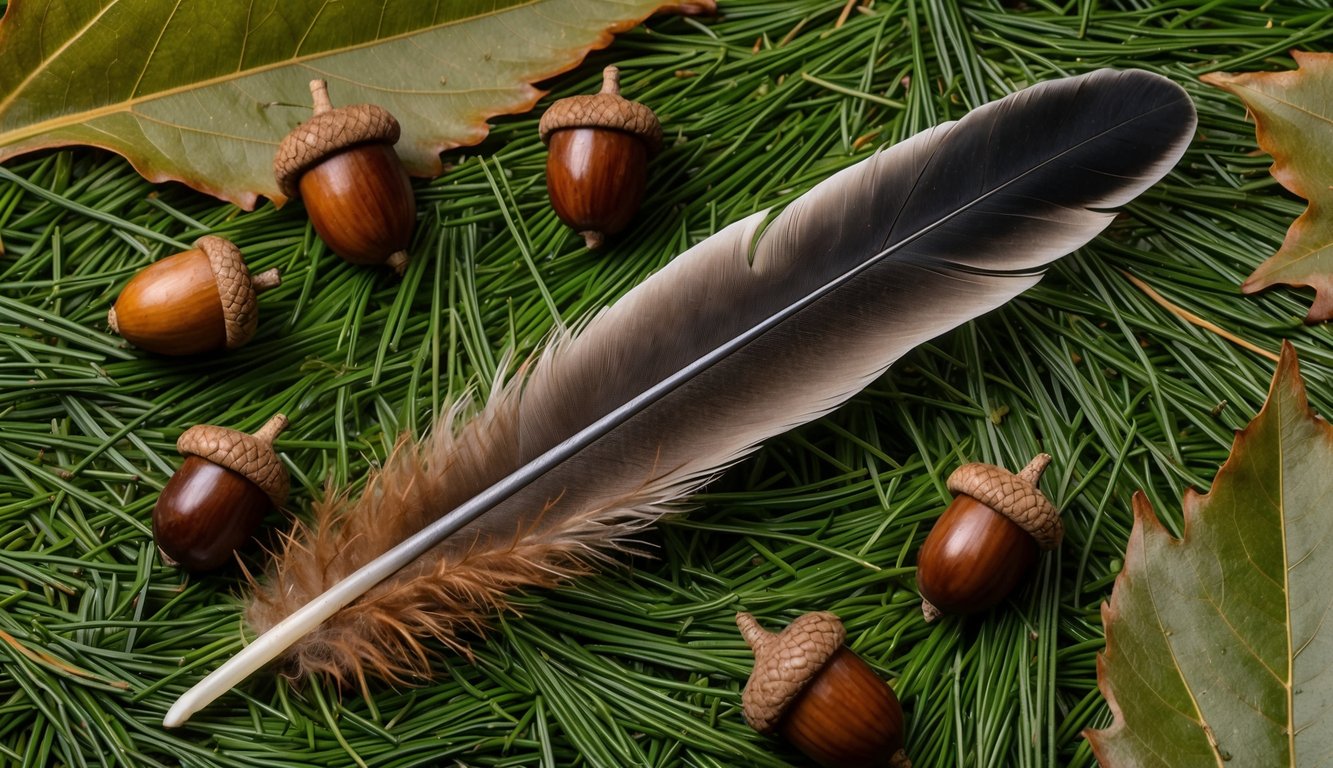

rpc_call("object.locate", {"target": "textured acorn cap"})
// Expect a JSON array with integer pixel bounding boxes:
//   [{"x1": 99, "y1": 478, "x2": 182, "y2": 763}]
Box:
[
  {"x1": 177, "y1": 414, "x2": 290, "y2": 507},
  {"x1": 194, "y1": 236, "x2": 281, "y2": 349},
  {"x1": 948, "y1": 454, "x2": 1062, "y2": 549},
  {"x1": 737, "y1": 611, "x2": 846, "y2": 734},
  {"x1": 274, "y1": 80, "x2": 402, "y2": 199},
  {"x1": 539, "y1": 66, "x2": 662, "y2": 154}
]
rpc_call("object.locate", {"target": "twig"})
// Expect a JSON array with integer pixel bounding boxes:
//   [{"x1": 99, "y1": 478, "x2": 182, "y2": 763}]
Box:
[
  {"x1": 835, "y1": 0, "x2": 858, "y2": 28},
  {"x1": 1123, "y1": 271, "x2": 1279, "y2": 363},
  {"x1": 0, "y1": 629, "x2": 130, "y2": 689}
]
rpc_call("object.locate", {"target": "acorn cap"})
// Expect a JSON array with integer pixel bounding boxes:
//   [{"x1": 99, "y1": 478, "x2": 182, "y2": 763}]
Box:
[
  {"x1": 737, "y1": 611, "x2": 846, "y2": 734},
  {"x1": 195, "y1": 236, "x2": 281, "y2": 349},
  {"x1": 947, "y1": 453, "x2": 1062, "y2": 549},
  {"x1": 274, "y1": 80, "x2": 402, "y2": 199},
  {"x1": 177, "y1": 414, "x2": 290, "y2": 507},
  {"x1": 539, "y1": 66, "x2": 662, "y2": 154}
]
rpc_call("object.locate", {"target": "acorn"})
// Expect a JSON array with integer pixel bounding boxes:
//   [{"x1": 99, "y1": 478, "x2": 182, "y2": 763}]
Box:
[
  {"x1": 274, "y1": 80, "x2": 415, "y2": 274},
  {"x1": 737, "y1": 612, "x2": 911, "y2": 768},
  {"x1": 107, "y1": 236, "x2": 280, "y2": 356},
  {"x1": 916, "y1": 454, "x2": 1062, "y2": 621},
  {"x1": 539, "y1": 65, "x2": 662, "y2": 249},
  {"x1": 153, "y1": 414, "x2": 290, "y2": 572}
]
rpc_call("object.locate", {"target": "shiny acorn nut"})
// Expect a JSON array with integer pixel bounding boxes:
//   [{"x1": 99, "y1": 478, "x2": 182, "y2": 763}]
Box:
[
  {"x1": 153, "y1": 414, "x2": 290, "y2": 572},
  {"x1": 274, "y1": 80, "x2": 415, "y2": 274},
  {"x1": 916, "y1": 454, "x2": 1062, "y2": 621},
  {"x1": 738, "y1": 612, "x2": 911, "y2": 768},
  {"x1": 539, "y1": 66, "x2": 662, "y2": 249},
  {"x1": 108, "y1": 236, "x2": 280, "y2": 356}
]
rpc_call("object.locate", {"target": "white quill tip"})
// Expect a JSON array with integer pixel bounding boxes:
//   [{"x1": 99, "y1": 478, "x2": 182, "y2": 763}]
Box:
[
  {"x1": 163, "y1": 469, "x2": 536, "y2": 726},
  {"x1": 163, "y1": 521, "x2": 444, "y2": 726},
  {"x1": 162, "y1": 600, "x2": 327, "y2": 727}
]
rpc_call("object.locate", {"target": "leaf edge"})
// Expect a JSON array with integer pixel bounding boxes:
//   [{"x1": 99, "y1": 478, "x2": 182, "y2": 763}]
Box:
[
  {"x1": 1201, "y1": 52, "x2": 1333, "y2": 323},
  {"x1": 1086, "y1": 340, "x2": 1309, "y2": 765}
]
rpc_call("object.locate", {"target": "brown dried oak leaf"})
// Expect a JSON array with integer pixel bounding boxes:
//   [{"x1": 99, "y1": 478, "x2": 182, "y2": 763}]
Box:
[{"x1": 1204, "y1": 52, "x2": 1333, "y2": 322}]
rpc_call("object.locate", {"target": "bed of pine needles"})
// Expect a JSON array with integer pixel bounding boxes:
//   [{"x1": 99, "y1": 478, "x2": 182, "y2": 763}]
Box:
[{"x1": 2, "y1": 1, "x2": 1332, "y2": 766}]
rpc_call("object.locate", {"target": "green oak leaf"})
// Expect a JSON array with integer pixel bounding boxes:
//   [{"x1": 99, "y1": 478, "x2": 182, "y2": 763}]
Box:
[
  {"x1": 1203, "y1": 52, "x2": 1333, "y2": 323},
  {"x1": 1087, "y1": 342, "x2": 1333, "y2": 766},
  {"x1": 0, "y1": 0, "x2": 705, "y2": 209}
]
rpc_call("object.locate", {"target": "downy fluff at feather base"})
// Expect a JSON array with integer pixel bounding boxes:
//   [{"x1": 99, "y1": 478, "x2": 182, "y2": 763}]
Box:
[{"x1": 246, "y1": 68, "x2": 1197, "y2": 685}]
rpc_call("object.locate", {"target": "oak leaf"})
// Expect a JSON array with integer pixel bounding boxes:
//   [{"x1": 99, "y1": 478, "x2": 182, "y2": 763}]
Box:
[
  {"x1": 1204, "y1": 52, "x2": 1333, "y2": 322},
  {"x1": 1086, "y1": 342, "x2": 1333, "y2": 766},
  {"x1": 0, "y1": 0, "x2": 708, "y2": 209}
]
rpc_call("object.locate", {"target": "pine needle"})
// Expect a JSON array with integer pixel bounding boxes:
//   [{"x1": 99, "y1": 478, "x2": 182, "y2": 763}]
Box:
[{"x1": 1123, "y1": 270, "x2": 1281, "y2": 363}]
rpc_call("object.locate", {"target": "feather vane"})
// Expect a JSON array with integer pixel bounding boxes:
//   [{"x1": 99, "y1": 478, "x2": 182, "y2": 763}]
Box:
[{"x1": 166, "y1": 68, "x2": 1195, "y2": 726}]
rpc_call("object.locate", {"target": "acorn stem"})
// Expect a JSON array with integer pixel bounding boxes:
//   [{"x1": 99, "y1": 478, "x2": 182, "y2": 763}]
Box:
[
  {"x1": 251, "y1": 269, "x2": 282, "y2": 293},
  {"x1": 106, "y1": 306, "x2": 120, "y2": 333},
  {"x1": 735, "y1": 613, "x2": 772, "y2": 653},
  {"x1": 599, "y1": 65, "x2": 621, "y2": 96},
  {"x1": 890, "y1": 749, "x2": 914, "y2": 768},
  {"x1": 156, "y1": 545, "x2": 179, "y2": 568},
  {"x1": 309, "y1": 79, "x2": 333, "y2": 115},
  {"x1": 1017, "y1": 453, "x2": 1052, "y2": 485},
  {"x1": 581, "y1": 230, "x2": 604, "y2": 250},
  {"x1": 253, "y1": 414, "x2": 289, "y2": 445},
  {"x1": 921, "y1": 599, "x2": 942, "y2": 624},
  {"x1": 386, "y1": 251, "x2": 410, "y2": 275}
]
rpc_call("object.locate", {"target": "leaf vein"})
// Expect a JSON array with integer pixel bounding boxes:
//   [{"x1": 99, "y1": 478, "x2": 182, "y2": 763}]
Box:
[{"x1": 0, "y1": 0, "x2": 125, "y2": 115}]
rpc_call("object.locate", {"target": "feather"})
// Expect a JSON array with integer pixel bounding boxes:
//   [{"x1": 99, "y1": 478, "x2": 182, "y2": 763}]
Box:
[{"x1": 165, "y1": 68, "x2": 1195, "y2": 726}]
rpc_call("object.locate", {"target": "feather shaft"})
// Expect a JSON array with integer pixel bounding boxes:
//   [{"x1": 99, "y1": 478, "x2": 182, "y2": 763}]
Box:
[
  {"x1": 166, "y1": 68, "x2": 1197, "y2": 726},
  {"x1": 164, "y1": 196, "x2": 919, "y2": 728}
]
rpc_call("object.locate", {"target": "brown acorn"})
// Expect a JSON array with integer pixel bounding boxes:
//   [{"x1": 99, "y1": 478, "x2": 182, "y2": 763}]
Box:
[
  {"x1": 274, "y1": 80, "x2": 415, "y2": 274},
  {"x1": 539, "y1": 66, "x2": 662, "y2": 249},
  {"x1": 916, "y1": 454, "x2": 1062, "y2": 621},
  {"x1": 153, "y1": 414, "x2": 290, "y2": 572},
  {"x1": 738, "y1": 612, "x2": 911, "y2": 768},
  {"x1": 108, "y1": 236, "x2": 280, "y2": 356}
]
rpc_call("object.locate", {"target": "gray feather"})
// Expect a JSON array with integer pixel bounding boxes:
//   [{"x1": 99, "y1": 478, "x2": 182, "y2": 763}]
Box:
[
  {"x1": 167, "y1": 68, "x2": 1196, "y2": 726},
  {"x1": 459, "y1": 68, "x2": 1197, "y2": 550}
]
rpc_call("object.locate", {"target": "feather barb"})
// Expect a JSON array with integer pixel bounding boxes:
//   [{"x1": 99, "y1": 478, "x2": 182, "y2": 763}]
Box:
[{"x1": 165, "y1": 68, "x2": 1196, "y2": 727}]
